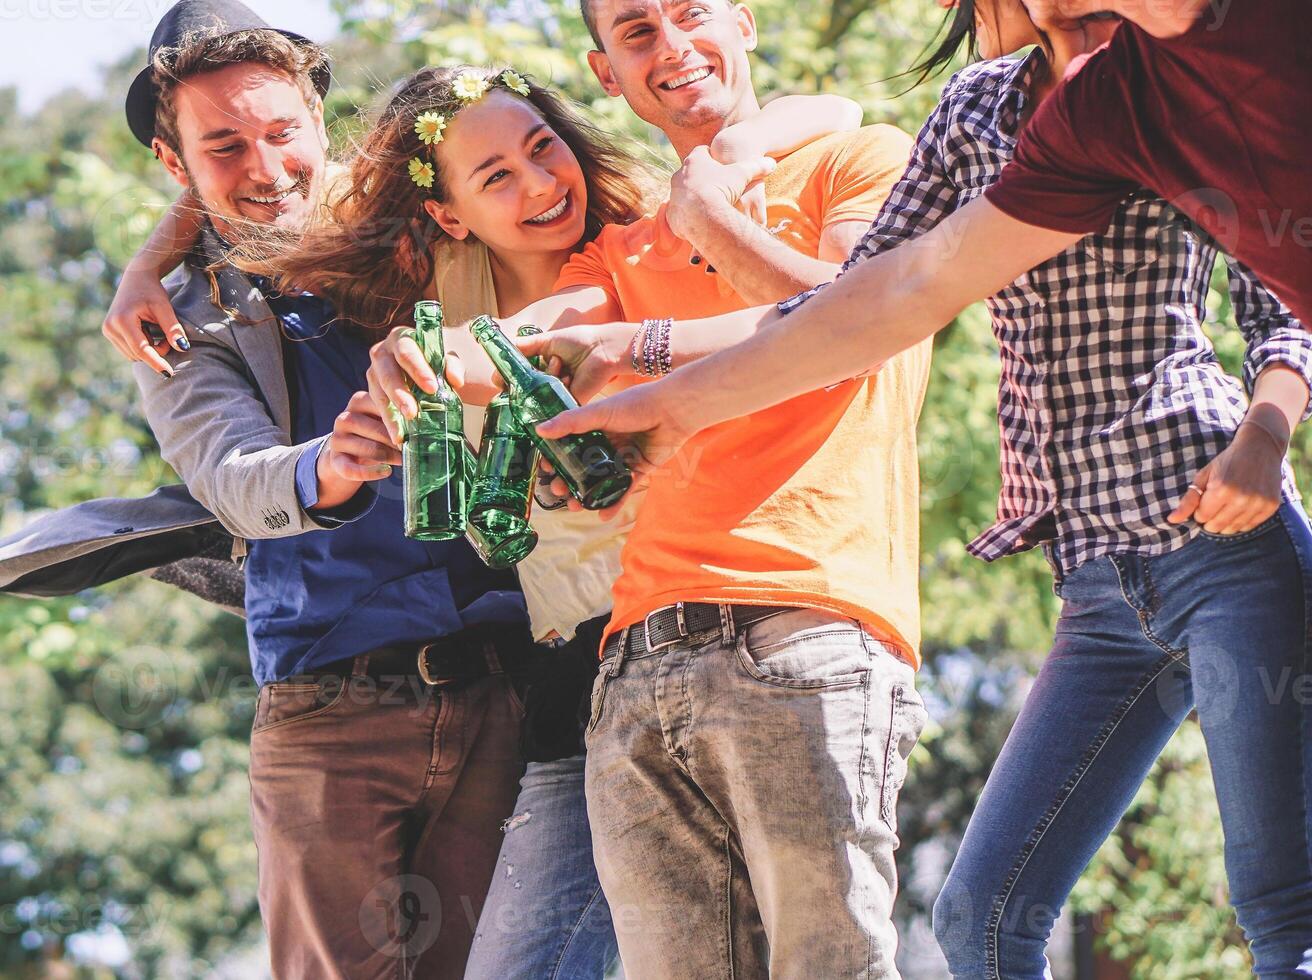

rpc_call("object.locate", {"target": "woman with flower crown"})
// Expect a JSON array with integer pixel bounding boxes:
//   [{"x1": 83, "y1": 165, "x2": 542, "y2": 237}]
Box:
[{"x1": 103, "y1": 62, "x2": 863, "y2": 978}]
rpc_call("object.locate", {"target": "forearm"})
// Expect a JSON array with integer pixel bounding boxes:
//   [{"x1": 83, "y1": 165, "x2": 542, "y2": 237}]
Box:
[
  {"x1": 660, "y1": 244, "x2": 947, "y2": 431},
  {"x1": 1244, "y1": 365, "x2": 1311, "y2": 449},
  {"x1": 712, "y1": 94, "x2": 862, "y2": 161},
  {"x1": 125, "y1": 194, "x2": 205, "y2": 276},
  {"x1": 659, "y1": 198, "x2": 1080, "y2": 431},
  {"x1": 665, "y1": 305, "x2": 778, "y2": 370},
  {"x1": 690, "y1": 202, "x2": 840, "y2": 305}
]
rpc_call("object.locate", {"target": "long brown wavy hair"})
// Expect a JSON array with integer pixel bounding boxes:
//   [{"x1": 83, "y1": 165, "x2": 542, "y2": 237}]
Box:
[{"x1": 263, "y1": 65, "x2": 658, "y2": 331}]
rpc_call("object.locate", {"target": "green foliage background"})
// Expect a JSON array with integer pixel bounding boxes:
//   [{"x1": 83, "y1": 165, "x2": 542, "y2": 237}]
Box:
[{"x1": 0, "y1": 0, "x2": 1306, "y2": 975}]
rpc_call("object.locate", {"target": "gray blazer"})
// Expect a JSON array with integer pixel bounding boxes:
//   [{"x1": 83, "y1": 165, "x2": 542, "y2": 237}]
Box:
[
  {"x1": 134, "y1": 226, "x2": 338, "y2": 546},
  {"x1": 0, "y1": 227, "x2": 339, "y2": 610}
]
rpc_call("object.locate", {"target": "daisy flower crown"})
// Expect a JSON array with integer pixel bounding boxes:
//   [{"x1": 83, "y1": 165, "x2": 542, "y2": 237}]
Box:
[{"x1": 409, "y1": 69, "x2": 533, "y2": 190}]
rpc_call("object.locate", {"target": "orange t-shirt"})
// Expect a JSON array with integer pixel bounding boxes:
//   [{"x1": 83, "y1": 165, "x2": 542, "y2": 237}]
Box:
[{"x1": 555, "y1": 125, "x2": 932, "y2": 666}]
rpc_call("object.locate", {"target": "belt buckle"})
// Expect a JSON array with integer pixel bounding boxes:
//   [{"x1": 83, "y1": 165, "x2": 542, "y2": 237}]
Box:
[
  {"x1": 417, "y1": 646, "x2": 437, "y2": 686},
  {"x1": 643, "y1": 601, "x2": 686, "y2": 654},
  {"x1": 417, "y1": 645, "x2": 461, "y2": 688}
]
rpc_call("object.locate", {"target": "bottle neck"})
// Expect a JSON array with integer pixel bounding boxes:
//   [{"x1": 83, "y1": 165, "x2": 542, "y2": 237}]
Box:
[{"x1": 475, "y1": 321, "x2": 538, "y2": 390}]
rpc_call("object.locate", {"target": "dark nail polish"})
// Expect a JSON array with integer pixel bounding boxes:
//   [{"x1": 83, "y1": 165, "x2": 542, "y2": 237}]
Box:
[
  {"x1": 177, "y1": 337, "x2": 191, "y2": 352},
  {"x1": 690, "y1": 255, "x2": 702, "y2": 265},
  {"x1": 162, "y1": 369, "x2": 174, "y2": 380}
]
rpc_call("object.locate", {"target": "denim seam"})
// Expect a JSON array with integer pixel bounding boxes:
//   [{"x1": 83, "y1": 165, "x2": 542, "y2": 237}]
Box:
[
  {"x1": 547, "y1": 884, "x2": 608, "y2": 980},
  {"x1": 879, "y1": 685, "x2": 903, "y2": 829},
  {"x1": 1110, "y1": 555, "x2": 1186, "y2": 659},
  {"x1": 1275, "y1": 504, "x2": 1312, "y2": 890},
  {"x1": 721, "y1": 821, "x2": 735, "y2": 980},
  {"x1": 857, "y1": 672, "x2": 873, "y2": 821},
  {"x1": 983, "y1": 648, "x2": 1184, "y2": 978}
]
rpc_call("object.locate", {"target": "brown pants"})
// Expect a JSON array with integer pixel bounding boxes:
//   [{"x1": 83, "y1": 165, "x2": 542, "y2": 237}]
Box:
[{"x1": 248, "y1": 653, "x2": 525, "y2": 980}]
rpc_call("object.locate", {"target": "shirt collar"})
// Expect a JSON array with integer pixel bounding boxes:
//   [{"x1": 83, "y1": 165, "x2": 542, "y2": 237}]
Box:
[{"x1": 992, "y1": 49, "x2": 1044, "y2": 148}]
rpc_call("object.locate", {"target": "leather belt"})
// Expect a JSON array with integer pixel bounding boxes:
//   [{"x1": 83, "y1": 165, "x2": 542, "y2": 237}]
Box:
[
  {"x1": 287, "y1": 625, "x2": 541, "y2": 688},
  {"x1": 602, "y1": 602, "x2": 796, "y2": 660}
]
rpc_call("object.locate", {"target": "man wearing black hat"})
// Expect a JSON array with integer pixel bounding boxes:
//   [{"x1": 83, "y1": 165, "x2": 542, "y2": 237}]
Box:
[{"x1": 105, "y1": 3, "x2": 536, "y2": 978}]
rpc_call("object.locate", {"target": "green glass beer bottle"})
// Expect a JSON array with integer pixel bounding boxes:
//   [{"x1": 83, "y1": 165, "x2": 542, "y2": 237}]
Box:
[
  {"x1": 470, "y1": 316, "x2": 632, "y2": 511},
  {"x1": 466, "y1": 363, "x2": 539, "y2": 568},
  {"x1": 402, "y1": 300, "x2": 469, "y2": 540}
]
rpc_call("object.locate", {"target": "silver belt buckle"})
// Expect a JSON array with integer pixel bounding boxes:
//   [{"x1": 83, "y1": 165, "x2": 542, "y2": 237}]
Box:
[{"x1": 643, "y1": 601, "x2": 686, "y2": 654}]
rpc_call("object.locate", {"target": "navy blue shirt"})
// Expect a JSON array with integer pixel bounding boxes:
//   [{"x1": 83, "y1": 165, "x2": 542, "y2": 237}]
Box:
[{"x1": 242, "y1": 283, "x2": 527, "y2": 685}]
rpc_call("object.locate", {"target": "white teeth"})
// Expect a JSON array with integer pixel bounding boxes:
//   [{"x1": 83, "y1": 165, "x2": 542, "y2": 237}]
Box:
[
  {"x1": 248, "y1": 190, "x2": 291, "y2": 204},
  {"x1": 663, "y1": 67, "x2": 712, "y2": 90},
  {"x1": 526, "y1": 196, "x2": 568, "y2": 224}
]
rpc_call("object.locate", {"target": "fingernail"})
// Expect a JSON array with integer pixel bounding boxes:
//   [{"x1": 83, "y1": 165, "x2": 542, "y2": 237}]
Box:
[
  {"x1": 690, "y1": 255, "x2": 701, "y2": 265},
  {"x1": 176, "y1": 337, "x2": 190, "y2": 352},
  {"x1": 162, "y1": 368, "x2": 173, "y2": 380}
]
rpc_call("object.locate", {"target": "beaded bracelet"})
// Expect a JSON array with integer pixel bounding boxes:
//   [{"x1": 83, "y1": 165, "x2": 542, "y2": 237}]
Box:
[
  {"x1": 639, "y1": 318, "x2": 673, "y2": 377},
  {"x1": 658, "y1": 319, "x2": 673, "y2": 376}
]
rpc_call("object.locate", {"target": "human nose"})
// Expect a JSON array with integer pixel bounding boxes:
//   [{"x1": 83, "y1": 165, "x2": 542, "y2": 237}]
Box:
[
  {"x1": 246, "y1": 140, "x2": 284, "y2": 186},
  {"x1": 522, "y1": 160, "x2": 556, "y2": 198},
  {"x1": 654, "y1": 16, "x2": 696, "y2": 63}
]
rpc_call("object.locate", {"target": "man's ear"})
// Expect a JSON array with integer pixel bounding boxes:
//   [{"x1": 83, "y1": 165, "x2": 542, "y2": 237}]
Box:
[
  {"x1": 310, "y1": 94, "x2": 329, "y2": 151},
  {"x1": 735, "y1": 3, "x2": 759, "y2": 52},
  {"x1": 153, "y1": 138, "x2": 191, "y2": 191},
  {"x1": 587, "y1": 49, "x2": 623, "y2": 98},
  {"x1": 423, "y1": 199, "x2": 469, "y2": 241}
]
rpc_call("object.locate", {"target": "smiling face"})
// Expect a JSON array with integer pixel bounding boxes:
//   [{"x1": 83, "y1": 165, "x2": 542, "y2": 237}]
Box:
[
  {"x1": 585, "y1": 0, "x2": 760, "y2": 157},
  {"x1": 422, "y1": 90, "x2": 590, "y2": 260},
  {"x1": 155, "y1": 61, "x2": 328, "y2": 241}
]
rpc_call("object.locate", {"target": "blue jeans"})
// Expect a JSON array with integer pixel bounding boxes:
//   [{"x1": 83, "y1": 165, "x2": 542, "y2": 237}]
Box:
[
  {"x1": 934, "y1": 500, "x2": 1312, "y2": 979},
  {"x1": 464, "y1": 755, "x2": 618, "y2": 980}
]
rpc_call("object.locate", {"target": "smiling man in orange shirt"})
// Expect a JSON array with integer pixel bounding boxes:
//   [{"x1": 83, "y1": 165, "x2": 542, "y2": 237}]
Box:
[{"x1": 366, "y1": 0, "x2": 928, "y2": 974}]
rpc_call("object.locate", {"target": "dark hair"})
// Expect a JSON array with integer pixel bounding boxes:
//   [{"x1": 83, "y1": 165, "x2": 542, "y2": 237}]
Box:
[
  {"x1": 907, "y1": 0, "x2": 1052, "y2": 90},
  {"x1": 151, "y1": 28, "x2": 327, "y2": 154},
  {"x1": 581, "y1": 0, "x2": 603, "y2": 48},
  {"x1": 263, "y1": 65, "x2": 657, "y2": 331},
  {"x1": 581, "y1": 0, "x2": 733, "y2": 50}
]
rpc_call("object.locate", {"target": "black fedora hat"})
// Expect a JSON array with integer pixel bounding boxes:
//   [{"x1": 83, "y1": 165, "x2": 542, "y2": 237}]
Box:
[{"x1": 124, "y1": 0, "x2": 332, "y2": 147}]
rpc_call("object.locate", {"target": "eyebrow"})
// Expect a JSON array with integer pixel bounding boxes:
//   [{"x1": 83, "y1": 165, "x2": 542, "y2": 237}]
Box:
[
  {"x1": 469, "y1": 123, "x2": 550, "y2": 181},
  {"x1": 609, "y1": 5, "x2": 652, "y2": 31},
  {"x1": 199, "y1": 117, "x2": 298, "y2": 142}
]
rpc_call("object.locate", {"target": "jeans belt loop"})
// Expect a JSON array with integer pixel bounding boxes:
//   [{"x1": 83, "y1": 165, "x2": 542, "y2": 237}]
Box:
[
  {"x1": 719, "y1": 603, "x2": 735, "y2": 645},
  {"x1": 610, "y1": 626, "x2": 632, "y2": 678},
  {"x1": 351, "y1": 653, "x2": 370, "y2": 679}
]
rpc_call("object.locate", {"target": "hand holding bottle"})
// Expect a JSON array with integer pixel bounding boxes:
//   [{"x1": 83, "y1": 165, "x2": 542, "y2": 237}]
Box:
[{"x1": 314, "y1": 391, "x2": 402, "y2": 509}]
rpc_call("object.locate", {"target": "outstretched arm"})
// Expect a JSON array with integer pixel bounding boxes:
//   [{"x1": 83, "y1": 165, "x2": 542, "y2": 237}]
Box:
[
  {"x1": 534, "y1": 197, "x2": 1082, "y2": 490},
  {"x1": 102, "y1": 194, "x2": 205, "y2": 372}
]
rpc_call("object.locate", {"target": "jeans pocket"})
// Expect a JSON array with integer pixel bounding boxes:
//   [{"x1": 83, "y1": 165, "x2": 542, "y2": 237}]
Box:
[
  {"x1": 1198, "y1": 511, "x2": 1284, "y2": 543},
  {"x1": 734, "y1": 608, "x2": 871, "y2": 689},
  {"x1": 251, "y1": 676, "x2": 350, "y2": 736},
  {"x1": 878, "y1": 683, "x2": 928, "y2": 833}
]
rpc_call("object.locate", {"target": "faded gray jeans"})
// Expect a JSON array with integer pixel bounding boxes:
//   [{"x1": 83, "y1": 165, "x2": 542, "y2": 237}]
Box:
[{"x1": 584, "y1": 605, "x2": 927, "y2": 979}]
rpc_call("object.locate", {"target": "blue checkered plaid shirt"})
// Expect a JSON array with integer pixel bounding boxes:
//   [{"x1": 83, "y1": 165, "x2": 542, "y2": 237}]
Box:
[{"x1": 780, "y1": 53, "x2": 1311, "y2": 574}]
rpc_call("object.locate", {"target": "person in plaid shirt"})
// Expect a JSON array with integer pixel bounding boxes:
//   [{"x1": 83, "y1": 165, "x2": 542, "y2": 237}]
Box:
[{"x1": 882, "y1": 4, "x2": 1312, "y2": 977}]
